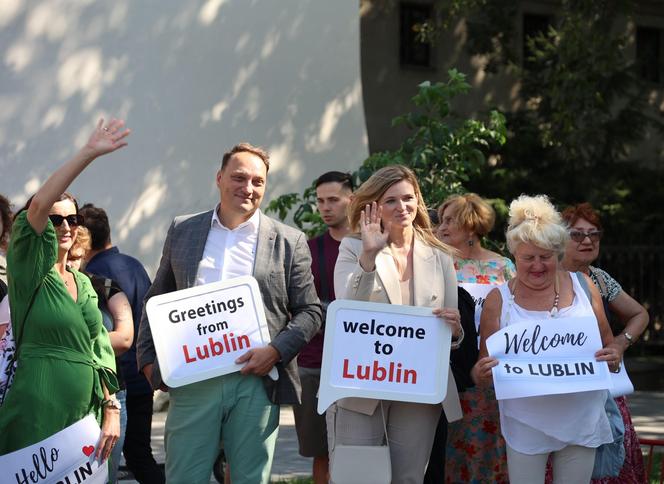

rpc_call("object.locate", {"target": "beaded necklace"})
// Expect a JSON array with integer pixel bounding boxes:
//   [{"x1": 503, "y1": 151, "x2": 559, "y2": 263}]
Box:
[{"x1": 505, "y1": 274, "x2": 560, "y2": 325}]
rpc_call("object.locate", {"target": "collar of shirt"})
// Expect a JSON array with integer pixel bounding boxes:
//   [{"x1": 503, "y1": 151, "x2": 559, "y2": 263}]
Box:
[{"x1": 211, "y1": 204, "x2": 261, "y2": 234}]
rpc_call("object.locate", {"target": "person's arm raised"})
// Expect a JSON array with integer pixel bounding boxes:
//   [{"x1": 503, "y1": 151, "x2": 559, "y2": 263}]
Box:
[{"x1": 27, "y1": 118, "x2": 130, "y2": 234}]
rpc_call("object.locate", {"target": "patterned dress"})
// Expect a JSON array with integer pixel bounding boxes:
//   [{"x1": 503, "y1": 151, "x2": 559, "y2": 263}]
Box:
[
  {"x1": 445, "y1": 256, "x2": 515, "y2": 484},
  {"x1": 0, "y1": 212, "x2": 117, "y2": 454}
]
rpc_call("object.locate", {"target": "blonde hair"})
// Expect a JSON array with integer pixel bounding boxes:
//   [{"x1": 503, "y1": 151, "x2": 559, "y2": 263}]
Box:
[
  {"x1": 69, "y1": 226, "x2": 91, "y2": 259},
  {"x1": 348, "y1": 165, "x2": 452, "y2": 253},
  {"x1": 506, "y1": 195, "x2": 569, "y2": 257},
  {"x1": 438, "y1": 193, "x2": 495, "y2": 237}
]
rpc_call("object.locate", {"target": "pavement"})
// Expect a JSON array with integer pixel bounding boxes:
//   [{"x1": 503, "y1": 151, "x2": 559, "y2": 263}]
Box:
[{"x1": 120, "y1": 390, "x2": 664, "y2": 483}]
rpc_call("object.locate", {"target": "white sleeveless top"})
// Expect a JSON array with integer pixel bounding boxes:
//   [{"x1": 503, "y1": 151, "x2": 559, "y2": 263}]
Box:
[{"x1": 497, "y1": 272, "x2": 613, "y2": 454}]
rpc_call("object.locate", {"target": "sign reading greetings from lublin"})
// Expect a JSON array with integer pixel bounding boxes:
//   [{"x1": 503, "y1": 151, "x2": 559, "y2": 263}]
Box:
[
  {"x1": 486, "y1": 316, "x2": 613, "y2": 400},
  {"x1": 146, "y1": 276, "x2": 274, "y2": 387},
  {"x1": 317, "y1": 299, "x2": 452, "y2": 413}
]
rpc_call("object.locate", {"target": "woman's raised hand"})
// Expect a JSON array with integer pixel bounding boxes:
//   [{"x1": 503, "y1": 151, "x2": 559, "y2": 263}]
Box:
[
  {"x1": 358, "y1": 202, "x2": 390, "y2": 272},
  {"x1": 360, "y1": 202, "x2": 389, "y2": 254},
  {"x1": 84, "y1": 118, "x2": 131, "y2": 158}
]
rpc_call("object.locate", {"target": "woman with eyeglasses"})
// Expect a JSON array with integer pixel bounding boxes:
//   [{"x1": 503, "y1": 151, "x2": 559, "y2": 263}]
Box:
[
  {"x1": 0, "y1": 119, "x2": 130, "y2": 462},
  {"x1": 558, "y1": 202, "x2": 648, "y2": 484}
]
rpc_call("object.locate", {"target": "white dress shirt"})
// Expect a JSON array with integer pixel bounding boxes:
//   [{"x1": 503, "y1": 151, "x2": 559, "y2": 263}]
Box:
[{"x1": 195, "y1": 206, "x2": 260, "y2": 286}]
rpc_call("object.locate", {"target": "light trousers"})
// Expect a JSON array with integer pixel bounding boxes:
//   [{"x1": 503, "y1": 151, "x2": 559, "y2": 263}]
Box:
[
  {"x1": 506, "y1": 444, "x2": 596, "y2": 484},
  {"x1": 165, "y1": 373, "x2": 279, "y2": 484},
  {"x1": 327, "y1": 400, "x2": 442, "y2": 484}
]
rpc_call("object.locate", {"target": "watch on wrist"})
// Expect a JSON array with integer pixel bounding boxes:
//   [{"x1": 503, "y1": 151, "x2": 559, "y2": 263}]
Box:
[
  {"x1": 102, "y1": 398, "x2": 122, "y2": 411},
  {"x1": 623, "y1": 332, "x2": 634, "y2": 346}
]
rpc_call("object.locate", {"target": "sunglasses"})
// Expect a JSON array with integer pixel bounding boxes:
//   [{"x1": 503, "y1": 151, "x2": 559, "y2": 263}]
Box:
[
  {"x1": 569, "y1": 229, "x2": 603, "y2": 243},
  {"x1": 49, "y1": 214, "x2": 84, "y2": 227}
]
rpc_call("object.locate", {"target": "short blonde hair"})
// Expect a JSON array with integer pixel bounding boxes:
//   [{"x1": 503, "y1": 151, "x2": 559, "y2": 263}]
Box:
[
  {"x1": 437, "y1": 193, "x2": 495, "y2": 237},
  {"x1": 506, "y1": 195, "x2": 569, "y2": 257},
  {"x1": 348, "y1": 165, "x2": 452, "y2": 253}
]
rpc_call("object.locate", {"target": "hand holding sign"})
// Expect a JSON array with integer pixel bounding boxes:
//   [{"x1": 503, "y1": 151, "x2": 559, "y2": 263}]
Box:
[
  {"x1": 236, "y1": 345, "x2": 281, "y2": 376},
  {"x1": 145, "y1": 276, "x2": 274, "y2": 388},
  {"x1": 486, "y1": 316, "x2": 613, "y2": 400},
  {"x1": 317, "y1": 300, "x2": 453, "y2": 414},
  {"x1": 0, "y1": 415, "x2": 109, "y2": 484}
]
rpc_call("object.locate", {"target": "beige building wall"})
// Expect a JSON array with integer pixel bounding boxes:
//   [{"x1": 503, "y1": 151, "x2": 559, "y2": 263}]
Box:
[{"x1": 0, "y1": 0, "x2": 368, "y2": 273}]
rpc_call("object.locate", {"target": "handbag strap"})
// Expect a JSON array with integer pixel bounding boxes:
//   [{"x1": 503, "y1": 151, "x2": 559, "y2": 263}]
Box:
[
  {"x1": 0, "y1": 282, "x2": 41, "y2": 404},
  {"x1": 379, "y1": 401, "x2": 390, "y2": 450},
  {"x1": 577, "y1": 271, "x2": 592, "y2": 301}
]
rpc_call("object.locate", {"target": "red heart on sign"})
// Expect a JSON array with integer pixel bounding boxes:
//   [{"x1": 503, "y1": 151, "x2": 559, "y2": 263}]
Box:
[{"x1": 82, "y1": 445, "x2": 95, "y2": 457}]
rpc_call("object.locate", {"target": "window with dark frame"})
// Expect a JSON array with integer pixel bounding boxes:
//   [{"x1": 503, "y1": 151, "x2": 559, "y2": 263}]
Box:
[
  {"x1": 522, "y1": 13, "x2": 553, "y2": 70},
  {"x1": 400, "y1": 2, "x2": 433, "y2": 68},
  {"x1": 636, "y1": 26, "x2": 662, "y2": 84}
]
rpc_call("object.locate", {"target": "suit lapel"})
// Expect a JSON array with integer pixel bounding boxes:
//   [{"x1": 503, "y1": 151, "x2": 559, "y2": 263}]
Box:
[
  {"x1": 412, "y1": 238, "x2": 436, "y2": 307},
  {"x1": 253, "y1": 212, "x2": 276, "y2": 281},
  {"x1": 375, "y1": 248, "x2": 401, "y2": 304},
  {"x1": 185, "y1": 210, "x2": 214, "y2": 287}
]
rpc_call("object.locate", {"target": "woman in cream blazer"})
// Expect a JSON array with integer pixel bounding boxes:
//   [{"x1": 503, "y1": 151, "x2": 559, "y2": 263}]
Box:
[{"x1": 328, "y1": 165, "x2": 463, "y2": 484}]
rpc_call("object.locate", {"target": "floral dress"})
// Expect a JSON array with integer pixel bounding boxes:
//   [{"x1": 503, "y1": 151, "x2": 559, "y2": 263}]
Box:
[{"x1": 445, "y1": 256, "x2": 515, "y2": 484}]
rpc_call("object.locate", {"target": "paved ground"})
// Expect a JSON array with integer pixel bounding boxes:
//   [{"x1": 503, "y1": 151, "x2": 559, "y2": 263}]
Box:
[{"x1": 120, "y1": 390, "x2": 664, "y2": 483}]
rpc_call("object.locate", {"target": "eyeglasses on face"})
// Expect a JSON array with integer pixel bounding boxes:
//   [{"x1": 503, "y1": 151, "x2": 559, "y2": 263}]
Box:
[
  {"x1": 49, "y1": 214, "x2": 84, "y2": 227},
  {"x1": 569, "y1": 229, "x2": 603, "y2": 243}
]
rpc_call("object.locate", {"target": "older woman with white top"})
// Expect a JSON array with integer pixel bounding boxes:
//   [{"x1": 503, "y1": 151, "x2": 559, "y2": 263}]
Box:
[{"x1": 472, "y1": 195, "x2": 622, "y2": 484}]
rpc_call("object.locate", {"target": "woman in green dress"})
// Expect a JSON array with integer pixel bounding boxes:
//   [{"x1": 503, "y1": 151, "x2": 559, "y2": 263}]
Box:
[{"x1": 0, "y1": 118, "x2": 130, "y2": 461}]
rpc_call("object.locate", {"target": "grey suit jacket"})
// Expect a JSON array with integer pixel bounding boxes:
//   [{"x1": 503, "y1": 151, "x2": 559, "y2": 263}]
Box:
[{"x1": 136, "y1": 209, "x2": 322, "y2": 404}]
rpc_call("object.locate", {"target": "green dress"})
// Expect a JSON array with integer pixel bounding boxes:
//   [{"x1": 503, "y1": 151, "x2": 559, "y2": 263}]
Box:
[{"x1": 0, "y1": 212, "x2": 118, "y2": 454}]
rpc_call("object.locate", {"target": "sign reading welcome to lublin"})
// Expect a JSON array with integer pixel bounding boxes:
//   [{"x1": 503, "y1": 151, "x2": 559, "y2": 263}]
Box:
[
  {"x1": 146, "y1": 276, "x2": 274, "y2": 387},
  {"x1": 317, "y1": 300, "x2": 452, "y2": 414},
  {"x1": 486, "y1": 316, "x2": 613, "y2": 400},
  {"x1": 0, "y1": 415, "x2": 107, "y2": 484}
]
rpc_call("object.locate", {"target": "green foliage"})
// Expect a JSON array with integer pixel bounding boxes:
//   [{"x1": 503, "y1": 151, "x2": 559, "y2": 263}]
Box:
[
  {"x1": 265, "y1": 69, "x2": 507, "y2": 236},
  {"x1": 461, "y1": 0, "x2": 664, "y2": 244}
]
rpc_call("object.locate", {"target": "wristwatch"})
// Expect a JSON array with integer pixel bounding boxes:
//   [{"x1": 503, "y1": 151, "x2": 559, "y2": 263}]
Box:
[
  {"x1": 102, "y1": 398, "x2": 122, "y2": 411},
  {"x1": 623, "y1": 332, "x2": 634, "y2": 346}
]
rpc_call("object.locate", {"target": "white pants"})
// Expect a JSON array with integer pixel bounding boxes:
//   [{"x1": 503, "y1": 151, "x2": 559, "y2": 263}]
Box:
[
  {"x1": 506, "y1": 444, "x2": 596, "y2": 484},
  {"x1": 327, "y1": 401, "x2": 442, "y2": 484}
]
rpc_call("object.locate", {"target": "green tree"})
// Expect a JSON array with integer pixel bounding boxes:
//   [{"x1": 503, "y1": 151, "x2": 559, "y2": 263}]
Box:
[
  {"x1": 456, "y1": 0, "x2": 664, "y2": 243},
  {"x1": 266, "y1": 69, "x2": 506, "y2": 237}
]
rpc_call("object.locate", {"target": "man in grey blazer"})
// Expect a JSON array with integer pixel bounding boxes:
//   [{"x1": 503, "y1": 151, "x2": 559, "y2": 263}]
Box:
[{"x1": 136, "y1": 143, "x2": 322, "y2": 484}]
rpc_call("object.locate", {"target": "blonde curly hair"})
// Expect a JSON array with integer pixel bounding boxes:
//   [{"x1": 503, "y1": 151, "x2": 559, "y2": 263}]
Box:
[
  {"x1": 69, "y1": 226, "x2": 91, "y2": 260},
  {"x1": 506, "y1": 195, "x2": 569, "y2": 257}
]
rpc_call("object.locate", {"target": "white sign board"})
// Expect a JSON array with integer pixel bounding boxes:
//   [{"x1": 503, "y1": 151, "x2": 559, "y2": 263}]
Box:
[
  {"x1": 146, "y1": 276, "x2": 273, "y2": 388},
  {"x1": 0, "y1": 415, "x2": 107, "y2": 484},
  {"x1": 317, "y1": 299, "x2": 451, "y2": 414},
  {"x1": 486, "y1": 316, "x2": 613, "y2": 400}
]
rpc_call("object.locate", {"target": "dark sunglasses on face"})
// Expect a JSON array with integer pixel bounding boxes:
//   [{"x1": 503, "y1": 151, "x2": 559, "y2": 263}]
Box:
[
  {"x1": 569, "y1": 229, "x2": 603, "y2": 243},
  {"x1": 49, "y1": 214, "x2": 84, "y2": 227}
]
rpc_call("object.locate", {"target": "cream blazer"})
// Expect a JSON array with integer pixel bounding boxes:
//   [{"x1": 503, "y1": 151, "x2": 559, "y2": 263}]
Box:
[{"x1": 333, "y1": 235, "x2": 463, "y2": 422}]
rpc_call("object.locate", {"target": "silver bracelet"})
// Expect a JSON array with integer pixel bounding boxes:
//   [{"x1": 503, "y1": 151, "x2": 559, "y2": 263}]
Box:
[{"x1": 451, "y1": 325, "x2": 465, "y2": 350}]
